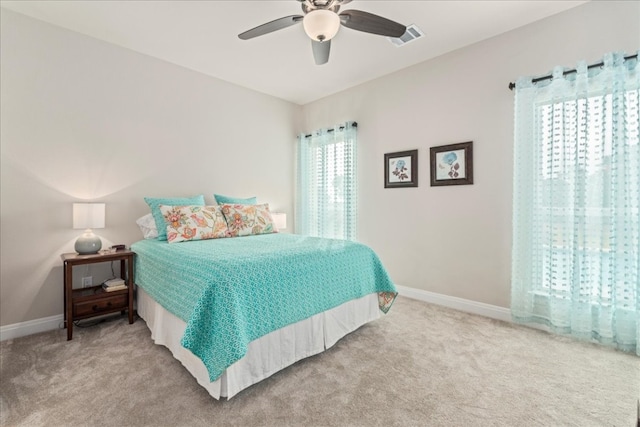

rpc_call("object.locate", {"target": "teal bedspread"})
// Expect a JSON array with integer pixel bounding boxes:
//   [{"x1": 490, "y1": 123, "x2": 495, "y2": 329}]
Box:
[{"x1": 131, "y1": 233, "x2": 397, "y2": 382}]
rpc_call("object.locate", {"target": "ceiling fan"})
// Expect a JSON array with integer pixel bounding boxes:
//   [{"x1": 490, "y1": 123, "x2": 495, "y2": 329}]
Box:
[{"x1": 238, "y1": 0, "x2": 406, "y2": 65}]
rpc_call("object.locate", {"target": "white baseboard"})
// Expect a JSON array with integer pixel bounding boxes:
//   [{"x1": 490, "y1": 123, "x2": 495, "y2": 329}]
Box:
[
  {"x1": 0, "y1": 314, "x2": 63, "y2": 341},
  {"x1": 1, "y1": 288, "x2": 510, "y2": 342},
  {"x1": 395, "y1": 285, "x2": 512, "y2": 323}
]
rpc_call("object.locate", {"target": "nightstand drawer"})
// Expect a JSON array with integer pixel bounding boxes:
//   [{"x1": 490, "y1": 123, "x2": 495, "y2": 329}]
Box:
[{"x1": 73, "y1": 294, "x2": 128, "y2": 317}]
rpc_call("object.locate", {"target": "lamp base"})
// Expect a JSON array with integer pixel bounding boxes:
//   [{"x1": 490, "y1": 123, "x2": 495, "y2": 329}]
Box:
[{"x1": 75, "y1": 232, "x2": 102, "y2": 254}]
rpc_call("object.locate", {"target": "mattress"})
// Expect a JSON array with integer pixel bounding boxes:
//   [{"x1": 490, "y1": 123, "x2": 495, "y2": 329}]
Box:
[{"x1": 137, "y1": 287, "x2": 380, "y2": 399}]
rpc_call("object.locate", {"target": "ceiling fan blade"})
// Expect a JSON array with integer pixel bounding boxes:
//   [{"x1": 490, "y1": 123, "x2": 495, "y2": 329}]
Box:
[
  {"x1": 238, "y1": 15, "x2": 303, "y2": 40},
  {"x1": 339, "y1": 9, "x2": 406, "y2": 38},
  {"x1": 312, "y1": 40, "x2": 331, "y2": 65}
]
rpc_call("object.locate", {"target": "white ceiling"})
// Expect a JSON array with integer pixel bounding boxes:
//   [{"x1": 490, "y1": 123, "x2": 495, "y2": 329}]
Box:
[{"x1": 1, "y1": 0, "x2": 587, "y2": 105}]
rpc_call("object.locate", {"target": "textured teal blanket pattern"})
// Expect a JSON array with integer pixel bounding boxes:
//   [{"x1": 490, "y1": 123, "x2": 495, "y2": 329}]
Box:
[{"x1": 131, "y1": 233, "x2": 397, "y2": 381}]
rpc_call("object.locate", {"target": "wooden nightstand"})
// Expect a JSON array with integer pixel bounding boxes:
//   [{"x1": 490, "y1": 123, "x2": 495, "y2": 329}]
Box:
[{"x1": 61, "y1": 249, "x2": 135, "y2": 340}]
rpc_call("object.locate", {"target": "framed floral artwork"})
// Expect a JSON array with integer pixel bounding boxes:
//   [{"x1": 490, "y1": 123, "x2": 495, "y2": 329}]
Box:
[
  {"x1": 384, "y1": 149, "x2": 418, "y2": 188},
  {"x1": 430, "y1": 141, "x2": 473, "y2": 186}
]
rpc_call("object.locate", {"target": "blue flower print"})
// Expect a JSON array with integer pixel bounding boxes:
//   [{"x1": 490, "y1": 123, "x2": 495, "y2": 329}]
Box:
[
  {"x1": 442, "y1": 152, "x2": 457, "y2": 165},
  {"x1": 392, "y1": 158, "x2": 409, "y2": 181}
]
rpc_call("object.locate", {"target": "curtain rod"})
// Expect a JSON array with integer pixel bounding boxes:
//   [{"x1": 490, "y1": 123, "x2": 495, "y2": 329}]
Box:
[
  {"x1": 508, "y1": 53, "x2": 638, "y2": 91},
  {"x1": 303, "y1": 121, "x2": 357, "y2": 138}
]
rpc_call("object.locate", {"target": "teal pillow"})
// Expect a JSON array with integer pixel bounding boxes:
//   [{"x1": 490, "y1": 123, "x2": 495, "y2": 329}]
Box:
[
  {"x1": 213, "y1": 194, "x2": 257, "y2": 205},
  {"x1": 144, "y1": 195, "x2": 206, "y2": 241}
]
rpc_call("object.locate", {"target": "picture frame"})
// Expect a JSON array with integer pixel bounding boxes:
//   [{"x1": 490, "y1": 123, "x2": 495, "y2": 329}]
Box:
[
  {"x1": 430, "y1": 141, "x2": 474, "y2": 186},
  {"x1": 384, "y1": 150, "x2": 418, "y2": 188}
]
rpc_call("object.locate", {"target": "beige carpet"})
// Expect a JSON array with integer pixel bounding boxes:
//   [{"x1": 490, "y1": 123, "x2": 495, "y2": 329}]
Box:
[{"x1": 1, "y1": 296, "x2": 638, "y2": 427}]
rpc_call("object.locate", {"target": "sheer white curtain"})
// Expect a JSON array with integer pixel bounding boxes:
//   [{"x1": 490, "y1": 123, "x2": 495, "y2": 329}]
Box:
[
  {"x1": 296, "y1": 121, "x2": 357, "y2": 240},
  {"x1": 511, "y1": 52, "x2": 639, "y2": 355}
]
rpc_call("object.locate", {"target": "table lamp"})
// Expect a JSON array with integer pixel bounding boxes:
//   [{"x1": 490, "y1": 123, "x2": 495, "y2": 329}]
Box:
[
  {"x1": 73, "y1": 203, "x2": 105, "y2": 254},
  {"x1": 272, "y1": 212, "x2": 287, "y2": 231}
]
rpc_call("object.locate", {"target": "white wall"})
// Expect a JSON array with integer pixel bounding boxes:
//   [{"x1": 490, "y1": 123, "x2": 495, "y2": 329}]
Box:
[
  {"x1": 301, "y1": 1, "x2": 640, "y2": 308},
  {"x1": 0, "y1": 9, "x2": 300, "y2": 327}
]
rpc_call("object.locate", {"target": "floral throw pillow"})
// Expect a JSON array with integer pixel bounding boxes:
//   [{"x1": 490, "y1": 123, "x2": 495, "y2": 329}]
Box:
[
  {"x1": 220, "y1": 203, "x2": 277, "y2": 237},
  {"x1": 159, "y1": 205, "x2": 230, "y2": 243},
  {"x1": 144, "y1": 195, "x2": 205, "y2": 241}
]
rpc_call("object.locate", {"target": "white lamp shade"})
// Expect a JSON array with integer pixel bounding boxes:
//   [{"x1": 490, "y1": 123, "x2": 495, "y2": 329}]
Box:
[
  {"x1": 303, "y1": 10, "x2": 341, "y2": 42},
  {"x1": 272, "y1": 212, "x2": 287, "y2": 231},
  {"x1": 73, "y1": 203, "x2": 105, "y2": 230}
]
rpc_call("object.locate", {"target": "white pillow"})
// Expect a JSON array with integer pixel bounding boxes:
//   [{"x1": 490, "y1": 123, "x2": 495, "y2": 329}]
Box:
[{"x1": 136, "y1": 213, "x2": 158, "y2": 240}]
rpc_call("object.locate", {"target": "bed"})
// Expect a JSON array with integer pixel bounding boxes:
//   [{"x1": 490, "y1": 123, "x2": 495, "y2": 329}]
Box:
[{"x1": 131, "y1": 232, "x2": 397, "y2": 399}]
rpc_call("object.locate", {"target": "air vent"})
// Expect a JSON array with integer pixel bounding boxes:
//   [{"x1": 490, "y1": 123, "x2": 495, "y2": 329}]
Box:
[{"x1": 388, "y1": 24, "x2": 424, "y2": 47}]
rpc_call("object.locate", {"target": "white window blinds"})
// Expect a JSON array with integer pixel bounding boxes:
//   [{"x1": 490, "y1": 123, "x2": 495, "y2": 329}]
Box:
[{"x1": 296, "y1": 121, "x2": 357, "y2": 240}]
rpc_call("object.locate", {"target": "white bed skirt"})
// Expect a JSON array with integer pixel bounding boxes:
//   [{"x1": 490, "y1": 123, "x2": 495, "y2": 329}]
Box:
[{"x1": 137, "y1": 287, "x2": 380, "y2": 399}]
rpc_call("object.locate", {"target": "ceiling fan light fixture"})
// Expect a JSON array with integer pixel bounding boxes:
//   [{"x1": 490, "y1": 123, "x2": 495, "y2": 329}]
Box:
[{"x1": 303, "y1": 9, "x2": 340, "y2": 42}]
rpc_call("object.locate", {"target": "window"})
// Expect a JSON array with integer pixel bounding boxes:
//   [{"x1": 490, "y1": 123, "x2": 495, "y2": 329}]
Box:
[
  {"x1": 296, "y1": 122, "x2": 357, "y2": 240},
  {"x1": 533, "y1": 91, "x2": 639, "y2": 299}
]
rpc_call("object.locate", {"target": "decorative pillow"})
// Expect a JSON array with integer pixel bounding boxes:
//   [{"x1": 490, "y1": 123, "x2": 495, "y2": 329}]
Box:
[
  {"x1": 220, "y1": 203, "x2": 277, "y2": 237},
  {"x1": 214, "y1": 194, "x2": 257, "y2": 205},
  {"x1": 144, "y1": 195, "x2": 205, "y2": 241},
  {"x1": 135, "y1": 213, "x2": 158, "y2": 240},
  {"x1": 159, "y1": 205, "x2": 230, "y2": 243}
]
